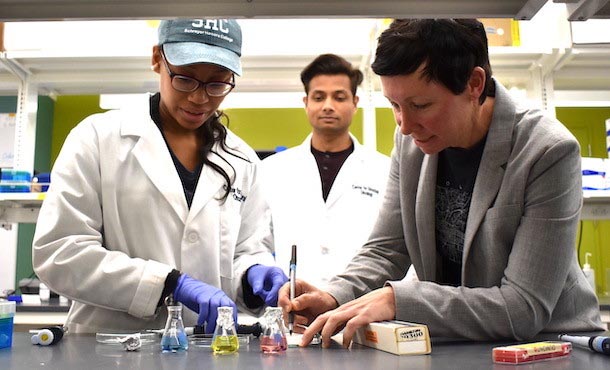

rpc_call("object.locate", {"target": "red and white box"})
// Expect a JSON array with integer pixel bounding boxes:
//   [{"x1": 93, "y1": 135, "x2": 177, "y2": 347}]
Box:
[{"x1": 493, "y1": 341, "x2": 572, "y2": 364}]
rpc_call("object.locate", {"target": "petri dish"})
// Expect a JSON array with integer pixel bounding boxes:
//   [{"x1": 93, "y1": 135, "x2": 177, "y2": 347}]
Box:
[{"x1": 96, "y1": 332, "x2": 158, "y2": 346}]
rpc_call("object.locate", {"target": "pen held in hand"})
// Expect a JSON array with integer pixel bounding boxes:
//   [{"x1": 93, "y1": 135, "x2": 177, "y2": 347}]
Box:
[{"x1": 288, "y1": 244, "x2": 297, "y2": 335}]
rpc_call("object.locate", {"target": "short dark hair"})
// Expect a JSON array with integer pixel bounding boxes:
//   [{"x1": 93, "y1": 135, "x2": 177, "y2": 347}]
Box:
[
  {"x1": 300, "y1": 54, "x2": 364, "y2": 96},
  {"x1": 371, "y1": 19, "x2": 493, "y2": 105}
]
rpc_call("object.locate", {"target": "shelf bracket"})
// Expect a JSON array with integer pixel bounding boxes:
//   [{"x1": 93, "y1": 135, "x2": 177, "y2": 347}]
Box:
[
  {"x1": 0, "y1": 53, "x2": 38, "y2": 173},
  {"x1": 359, "y1": 20, "x2": 385, "y2": 150}
]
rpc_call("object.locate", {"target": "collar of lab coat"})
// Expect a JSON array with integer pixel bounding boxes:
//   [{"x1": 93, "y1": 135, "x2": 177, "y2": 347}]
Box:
[
  {"x1": 296, "y1": 132, "x2": 367, "y2": 207},
  {"x1": 118, "y1": 96, "x2": 237, "y2": 224},
  {"x1": 296, "y1": 132, "x2": 366, "y2": 160}
]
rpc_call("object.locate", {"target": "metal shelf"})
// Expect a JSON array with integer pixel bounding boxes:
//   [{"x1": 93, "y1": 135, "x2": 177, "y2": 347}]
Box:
[
  {"x1": 582, "y1": 191, "x2": 610, "y2": 220},
  {"x1": 566, "y1": 0, "x2": 610, "y2": 21},
  {"x1": 0, "y1": 192, "x2": 45, "y2": 227},
  {"x1": 0, "y1": 191, "x2": 607, "y2": 226},
  {"x1": 2, "y1": 47, "x2": 589, "y2": 96},
  {"x1": 0, "y1": 0, "x2": 547, "y2": 21}
]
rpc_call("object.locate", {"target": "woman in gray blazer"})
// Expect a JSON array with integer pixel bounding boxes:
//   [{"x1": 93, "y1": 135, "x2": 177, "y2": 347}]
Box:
[{"x1": 280, "y1": 18, "x2": 604, "y2": 348}]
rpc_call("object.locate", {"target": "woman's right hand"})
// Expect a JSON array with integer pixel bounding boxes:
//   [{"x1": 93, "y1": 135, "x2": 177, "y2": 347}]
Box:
[
  {"x1": 173, "y1": 273, "x2": 237, "y2": 334},
  {"x1": 278, "y1": 279, "x2": 338, "y2": 335}
]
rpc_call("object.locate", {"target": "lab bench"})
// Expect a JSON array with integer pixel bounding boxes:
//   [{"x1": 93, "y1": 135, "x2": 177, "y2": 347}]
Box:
[{"x1": 2, "y1": 331, "x2": 609, "y2": 369}]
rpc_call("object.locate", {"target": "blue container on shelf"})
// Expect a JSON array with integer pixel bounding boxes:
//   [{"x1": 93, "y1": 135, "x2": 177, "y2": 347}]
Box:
[
  {"x1": 32, "y1": 172, "x2": 51, "y2": 192},
  {"x1": 0, "y1": 301, "x2": 16, "y2": 349},
  {"x1": 0, "y1": 169, "x2": 32, "y2": 192}
]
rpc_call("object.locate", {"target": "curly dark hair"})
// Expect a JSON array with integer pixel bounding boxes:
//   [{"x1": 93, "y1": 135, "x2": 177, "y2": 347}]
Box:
[
  {"x1": 372, "y1": 19, "x2": 494, "y2": 105},
  {"x1": 199, "y1": 111, "x2": 250, "y2": 201}
]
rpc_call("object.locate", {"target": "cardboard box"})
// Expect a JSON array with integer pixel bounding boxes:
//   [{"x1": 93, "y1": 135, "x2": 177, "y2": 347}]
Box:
[
  {"x1": 479, "y1": 18, "x2": 520, "y2": 47},
  {"x1": 0, "y1": 22, "x2": 5, "y2": 52},
  {"x1": 353, "y1": 321, "x2": 431, "y2": 355}
]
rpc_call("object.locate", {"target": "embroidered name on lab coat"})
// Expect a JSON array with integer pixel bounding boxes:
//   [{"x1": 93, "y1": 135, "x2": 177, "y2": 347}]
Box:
[
  {"x1": 352, "y1": 185, "x2": 380, "y2": 197},
  {"x1": 229, "y1": 187, "x2": 247, "y2": 202}
]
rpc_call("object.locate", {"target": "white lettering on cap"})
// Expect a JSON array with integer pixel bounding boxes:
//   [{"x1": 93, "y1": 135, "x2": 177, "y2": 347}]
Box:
[{"x1": 191, "y1": 19, "x2": 229, "y2": 34}]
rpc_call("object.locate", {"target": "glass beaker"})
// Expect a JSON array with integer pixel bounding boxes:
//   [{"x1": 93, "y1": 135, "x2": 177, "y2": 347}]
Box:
[
  {"x1": 260, "y1": 307, "x2": 287, "y2": 354},
  {"x1": 211, "y1": 306, "x2": 239, "y2": 354},
  {"x1": 160, "y1": 302, "x2": 189, "y2": 353}
]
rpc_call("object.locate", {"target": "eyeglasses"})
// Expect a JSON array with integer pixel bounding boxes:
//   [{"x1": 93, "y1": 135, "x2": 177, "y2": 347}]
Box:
[{"x1": 160, "y1": 49, "x2": 235, "y2": 97}]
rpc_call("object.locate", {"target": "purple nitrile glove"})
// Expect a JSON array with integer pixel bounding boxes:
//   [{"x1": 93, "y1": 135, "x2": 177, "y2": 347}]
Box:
[
  {"x1": 247, "y1": 265, "x2": 289, "y2": 306},
  {"x1": 173, "y1": 274, "x2": 237, "y2": 334}
]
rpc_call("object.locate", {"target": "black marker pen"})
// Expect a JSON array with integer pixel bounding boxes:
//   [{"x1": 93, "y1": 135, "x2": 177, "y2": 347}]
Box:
[{"x1": 288, "y1": 244, "x2": 297, "y2": 335}]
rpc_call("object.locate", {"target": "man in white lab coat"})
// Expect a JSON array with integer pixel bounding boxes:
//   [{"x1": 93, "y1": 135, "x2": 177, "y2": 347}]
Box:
[{"x1": 262, "y1": 54, "x2": 390, "y2": 287}]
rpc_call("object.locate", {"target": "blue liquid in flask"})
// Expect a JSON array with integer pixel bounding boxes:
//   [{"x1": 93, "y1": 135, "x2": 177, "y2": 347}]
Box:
[{"x1": 161, "y1": 304, "x2": 189, "y2": 353}]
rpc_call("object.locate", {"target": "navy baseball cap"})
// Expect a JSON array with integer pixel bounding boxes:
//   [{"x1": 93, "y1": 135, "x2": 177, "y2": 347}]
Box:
[{"x1": 158, "y1": 18, "x2": 242, "y2": 76}]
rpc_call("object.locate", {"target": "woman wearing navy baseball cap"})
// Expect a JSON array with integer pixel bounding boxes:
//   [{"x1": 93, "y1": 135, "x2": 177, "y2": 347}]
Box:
[{"x1": 33, "y1": 19, "x2": 287, "y2": 334}]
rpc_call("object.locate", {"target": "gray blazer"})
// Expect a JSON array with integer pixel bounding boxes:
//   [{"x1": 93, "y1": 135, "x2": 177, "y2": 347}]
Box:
[{"x1": 326, "y1": 81, "x2": 604, "y2": 340}]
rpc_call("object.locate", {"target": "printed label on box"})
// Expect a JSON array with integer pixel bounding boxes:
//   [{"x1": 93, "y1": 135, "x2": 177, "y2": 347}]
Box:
[
  {"x1": 511, "y1": 342, "x2": 564, "y2": 356},
  {"x1": 396, "y1": 327, "x2": 426, "y2": 342}
]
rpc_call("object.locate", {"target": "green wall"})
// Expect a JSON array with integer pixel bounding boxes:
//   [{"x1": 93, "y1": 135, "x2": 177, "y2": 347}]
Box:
[
  {"x1": 226, "y1": 108, "x2": 331, "y2": 150},
  {"x1": 225, "y1": 108, "x2": 370, "y2": 150},
  {"x1": 557, "y1": 107, "x2": 610, "y2": 296},
  {"x1": 224, "y1": 107, "x2": 395, "y2": 154},
  {"x1": 376, "y1": 108, "x2": 398, "y2": 156},
  {"x1": 49, "y1": 102, "x2": 396, "y2": 164},
  {"x1": 0, "y1": 96, "x2": 18, "y2": 112},
  {"x1": 557, "y1": 107, "x2": 609, "y2": 158},
  {"x1": 50, "y1": 96, "x2": 107, "y2": 167}
]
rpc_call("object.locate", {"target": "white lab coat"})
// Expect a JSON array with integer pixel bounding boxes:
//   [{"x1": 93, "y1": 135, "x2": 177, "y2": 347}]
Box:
[
  {"x1": 33, "y1": 98, "x2": 275, "y2": 333},
  {"x1": 261, "y1": 134, "x2": 390, "y2": 288}
]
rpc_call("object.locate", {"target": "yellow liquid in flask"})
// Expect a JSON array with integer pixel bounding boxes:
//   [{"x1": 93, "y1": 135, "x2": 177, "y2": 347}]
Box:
[{"x1": 211, "y1": 335, "x2": 239, "y2": 354}]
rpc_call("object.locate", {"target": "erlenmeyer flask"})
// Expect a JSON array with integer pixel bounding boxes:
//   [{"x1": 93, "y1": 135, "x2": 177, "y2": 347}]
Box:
[
  {"x1": 211, "y1": 306, "x2": 239, "y2": 354},
  {"x1": 260, "y1": 307, "x2": 287, "y2": 354},
  {"x1": 160, "y1": 298, "x2": 188, "y2": 353}
]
